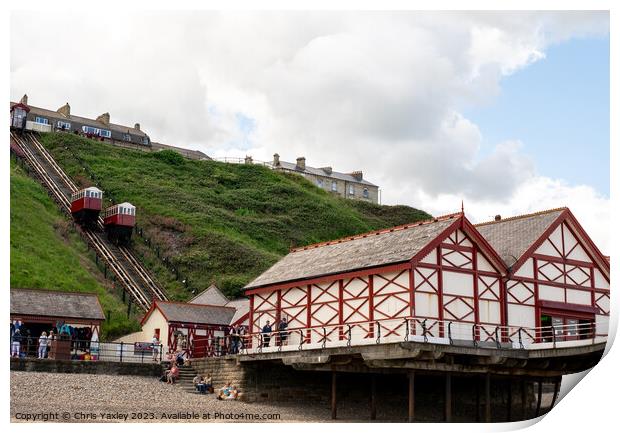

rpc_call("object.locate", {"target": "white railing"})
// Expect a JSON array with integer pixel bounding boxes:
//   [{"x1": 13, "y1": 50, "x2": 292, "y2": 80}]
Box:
[
  {"x1": 231, "y1": 317, "x2": 608, "y2": 357},
  {"x1": 25, "y1": 121, "x2": 52, "y2": 133}
]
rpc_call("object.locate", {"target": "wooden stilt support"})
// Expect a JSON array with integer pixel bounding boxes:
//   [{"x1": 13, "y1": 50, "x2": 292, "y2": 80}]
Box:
[
  {"x1": 408, "y1": 372, "x2": 415, "y2": 422},
  {"x1": 485, "y1": 372, "x2": 491, "y2": 423},
  {"x1": 445, "y1": 372, "x2": 452, "y2": 422},
  {"x1": 549, "y1": 377, "x2": 561, "y2": 412},
  {"x1": 475, "y1": 377, "x2": 480, "y2": 422},
  {"x1": 521, "y1": 379, "x2": 527, "y2": 421},
  {"x1": 535, "y1": 379, "x2": 543, "y2": 417},
  {"x1": 370, "y1": 375, "x2": 377, "y2": 420},
  {"x1": 507, "y1": 380, "x2": 513, "y2": 422},
  {"x1": 331, "y1": 371, "x2": 337, "y2": 420}
]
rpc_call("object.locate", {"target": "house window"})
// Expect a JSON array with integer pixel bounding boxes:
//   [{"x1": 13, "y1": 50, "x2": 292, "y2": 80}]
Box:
[
  {"x1": 123, "y1": 133, "x2": 131, "y2": 142},
  {"x1": 317, "y1": 179, "x2": 323, "y2": 188},
  {"x1": 363, "y1": 188, "x2": 369, "y2": 198},
  {"x1": 331, "y1": 181, "x2": 337, "y2": 192},
  {"x1": 35, "y1": 116, "x2": 49, "y2": 125},
  {"x1": 348, "y1": 185, "x2": 355, "y2": 196},
  {"x1": 143, "y1": 136, "x2": 150, "y2": 145},
  {"x1": 82, "y1": 126, "x2": 111, "y2": 138},
  {"x1": 57, "y1": 120, "x2": 71, "y2": 130}
]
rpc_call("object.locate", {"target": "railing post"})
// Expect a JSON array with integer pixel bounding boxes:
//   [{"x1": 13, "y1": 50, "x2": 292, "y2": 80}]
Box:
[
  {"x1": 448, "y1": 322, "x2": 453, "y2": 345},
  {"x1": 119, "y1": 342, "x2": 124, "y2": 363},
  {"x1": 518, "y1": 328, "x2": 524, "y2": 349},
  {"x1": 322, "y1": 327, "x2": 327, "y2": 349},
  {"x1": 375, "y1": 322, "x2": 381, "y2": 344},
  {"x1": 551, "y1": 326, "x2": 556, "y2": 349},
  {"x1": 472, "y1": 324, "x2": 478, "y2": 347},
  {"x1": 404, "y1": 319, "x2": 409, "y2": 342},
  {"x1": 494, "y1": 327, "x2": 501, "y2": 349},
  {"x1": 160, "y1": 344, "x2": 163, "y2": 363},
  {"x1": 422, "y1": 320, "x2": 428, "y2": 343},
  {"x1": 347, "y1": 325, "x2": 352, "y2": 348},
  {"x1": 298, "y1": 330, "x2": 304, "y2": 351}
]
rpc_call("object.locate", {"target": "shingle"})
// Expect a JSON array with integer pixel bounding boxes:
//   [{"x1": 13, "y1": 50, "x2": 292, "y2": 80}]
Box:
[
  {"x1": 156, "y1": 302, "x2": 235, "y2": 325},
  {"x1": 10, "y1": 288, "x2": 105, "y2": 321},
  {"x1": 245, "y1": 216, "x2": 458, "y2": 289},
  {"x1": 476, "y1": 209, "x2": 565, "y2": 268}
]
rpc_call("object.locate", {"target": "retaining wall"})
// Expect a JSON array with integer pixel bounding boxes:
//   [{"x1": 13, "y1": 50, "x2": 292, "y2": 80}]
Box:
[{"x1": 10, "y1": 358, "x2": 163, "y2": 377}]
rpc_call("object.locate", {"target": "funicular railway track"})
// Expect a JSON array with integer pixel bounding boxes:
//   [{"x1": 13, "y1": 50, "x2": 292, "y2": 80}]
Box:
[{"x1": 10, "y1": 131, "x2": 168, "y2": 310}]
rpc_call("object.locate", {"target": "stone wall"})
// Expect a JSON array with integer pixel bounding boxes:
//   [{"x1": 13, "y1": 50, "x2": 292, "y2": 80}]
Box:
[{"x1": 10, "y1": 358, "x2": 162, "y2": 377}]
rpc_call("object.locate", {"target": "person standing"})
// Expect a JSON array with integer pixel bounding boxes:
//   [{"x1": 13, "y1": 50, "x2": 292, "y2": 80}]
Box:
[
  {"x1": 262, "y1": 321, "x2": 272, "y2": 347},
  {"x1": 38, "y1": 332, "x2": 48, "y2": 359},
  {"x1": 278, "y1": 317, "x2": 289, "y2": 346},
  {"x1": 11, "y1": 329, "x2": 21, "y2": 357},
  {"x1": 151, "y1": 334, "x2": 160, "y2": 362}
]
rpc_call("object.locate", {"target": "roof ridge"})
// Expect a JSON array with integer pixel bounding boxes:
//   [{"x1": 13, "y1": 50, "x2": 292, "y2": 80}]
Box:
[
  {"x1": 474, "y1": 207, "x2": 567, "y2": 227},
  {"x1": 291, "y1": 212, "x2": 462, "y2": 253},
  {"x1": 157, "y1": 300, "x2": 235, "y2": 310},
  {"x1": 10, "y1": 287, "x2": 99, "y2": 297}
]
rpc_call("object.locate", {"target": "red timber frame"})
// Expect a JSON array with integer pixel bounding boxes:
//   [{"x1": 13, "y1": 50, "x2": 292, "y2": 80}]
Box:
[
  {"x1": 245, "y1": 214, "x2": 509, "y2": 344},
  {"x1": 410, "y1": 217, "x2": 506, "y2": 340},
  {"x1": 168, "y1": 322, "x2": 230, "y2": 358},
  {"x1": 502, "y1": 209, "x2": 610, "y2": 343}
]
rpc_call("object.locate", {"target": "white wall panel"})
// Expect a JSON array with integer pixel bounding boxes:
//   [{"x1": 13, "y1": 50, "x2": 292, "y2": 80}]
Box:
[
  {"x1": 538, "y1": 284, "x2": 565, "y2": 302},
  {"x1": 565, "y1": 289, "x2": 591, "y2": 305},
  {"x1": 442, "y1": 271, "x2": 473, "y2": 297}
]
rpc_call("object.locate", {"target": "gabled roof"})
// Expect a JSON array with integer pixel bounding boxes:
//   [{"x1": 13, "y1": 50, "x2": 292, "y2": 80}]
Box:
[
  {"x1": 476, "y1": 208, "x2": 566, "y2": 269},
  {"x1": 189, "y1": 284, "x2": 229, "y2": 306},
  {"x1": 245, "y1": 214, "x2": 464, "y2": 290},
  {"x1": 142, "y1": 301, "x2": 235, "y2": 326},
  {"x1": 276, "y1": 160, "x2": 377, "y2": 187},
  {"x1": 10, "y1": 288, "x2": 105, "y2": 321},
  {"x1": 226, "y1": 298, "x2": 250, "y2": 325}
]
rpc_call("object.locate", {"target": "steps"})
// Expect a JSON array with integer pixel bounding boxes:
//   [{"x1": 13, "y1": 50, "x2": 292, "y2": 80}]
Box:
[{"x1": 171, "y1": 364, "x2": 206, "y2": 394}]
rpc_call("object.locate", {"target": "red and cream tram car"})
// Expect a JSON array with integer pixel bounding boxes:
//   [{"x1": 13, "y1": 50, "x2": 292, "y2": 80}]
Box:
[
  {"x1": 70, "y1": 187, "x2": 103, "y2": 226},
  {"x1": 103, "y1": 202, "x2": 136, "y2": 244}
]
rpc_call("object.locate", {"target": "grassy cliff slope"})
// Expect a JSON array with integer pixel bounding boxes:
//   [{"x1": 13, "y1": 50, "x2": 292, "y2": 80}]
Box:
[{"x1": 38, "y1": 132, "x2": 431, "y2": 299}]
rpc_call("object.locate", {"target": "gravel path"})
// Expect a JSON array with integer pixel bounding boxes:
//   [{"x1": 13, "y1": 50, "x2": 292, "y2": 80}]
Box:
[{"x1": 11, "y1": 371, "x2": 334, "y2": 423}]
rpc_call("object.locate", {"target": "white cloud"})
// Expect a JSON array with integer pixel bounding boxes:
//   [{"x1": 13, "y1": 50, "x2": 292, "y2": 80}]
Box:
[{"x1": 10, "y1": 11, "x2": 609, "y2": 250}]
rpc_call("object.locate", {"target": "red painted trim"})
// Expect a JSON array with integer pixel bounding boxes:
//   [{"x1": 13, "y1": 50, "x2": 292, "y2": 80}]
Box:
[
  {"x1": 440, "y1": 243, "x2": 474, "y2": 253},
  {"x1": 532, "y1": 253, "x2": 594, "y2": 269},
  {"x1": 244, "y1": 262, "x2": 411, "y2": 295},
  {"x1": 436, "y1": 246, "x2": 444, "y2": 337},
  {"x1": 511, "y1": 274, "x2": 596, "y2": 292},
  {"x1": 410, "y1": 219, "x2": 462, "y2": 267},
  {"x1": 248, "y1": 296, "x2": 255, "y2": 337},
  {"x1": 539, "y1": 300, "x2": 598, "y2": 315},
  {"x1": 472, "y1": 246, "x2": 480, "y2": 327}
]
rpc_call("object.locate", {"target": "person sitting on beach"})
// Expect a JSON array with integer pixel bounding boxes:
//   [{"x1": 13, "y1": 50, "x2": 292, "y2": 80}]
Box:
[
  {"x1": 217, "y1": 382, "x2": 238, "y2": 400},
  {"x1": 167, "y1": 362, "x2": 179, "y2": 384},
  {"x1": 204, "y1": 374, "x2": 214, "y2": 393},
  {"x1": 193, "y1": 374, "x2": 208, "y2": 394}
]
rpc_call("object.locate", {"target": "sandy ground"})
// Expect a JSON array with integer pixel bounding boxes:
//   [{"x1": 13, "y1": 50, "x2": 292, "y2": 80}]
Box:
[{"x1": 10, "y1": 371, "x2": 341, "y2": 423}]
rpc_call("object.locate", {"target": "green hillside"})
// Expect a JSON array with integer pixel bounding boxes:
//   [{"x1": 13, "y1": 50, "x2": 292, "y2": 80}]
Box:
[
  {"x1": 10, "y1": 158, "x2": 141, "y2": 339},
  {"x1": 36, "y1": 132, "x2": 432, "y2": 299}
]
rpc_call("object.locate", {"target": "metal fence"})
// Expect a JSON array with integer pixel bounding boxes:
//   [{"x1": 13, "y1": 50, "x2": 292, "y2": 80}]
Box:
[
  {"x1": 198, "y1": 317, "x2": 608, "y2": 358},
  {"x1": 10, "y1": 338, "x2": 164, "y2": 364}
]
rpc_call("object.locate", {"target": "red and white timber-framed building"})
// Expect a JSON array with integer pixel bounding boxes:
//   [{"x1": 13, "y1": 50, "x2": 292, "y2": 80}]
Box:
[
  {"x1": 477, "y1": 208, "x2": 610, "y2": 345},
  {"x1": 139, "y1": 285, "x2": 249, "y2": 357},
  {"x1": 243, "y1": 208, "x2": 609, "y2": 351}
]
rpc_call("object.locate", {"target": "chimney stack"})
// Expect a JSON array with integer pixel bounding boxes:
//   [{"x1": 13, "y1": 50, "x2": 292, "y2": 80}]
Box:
[
  {"x1": 273, "y1": 153, "x2": 280, "y2": 166},
  {"x1": 20, "y1": 94, "x2": 28, "y2": 105},
  {"x1": 96, "y1": 112, "x2": 110, "y2": 125},
  {"x1": 321, "y1": 167, "x2": 333, "y2": 175},
  {"x1": 296, "y1": 157, "x2": 306, "y2": 171},
  {"x1": 57, "y1": 103, "x2": 70, "y2": 117},
  {"x1": 494, "y1": 215, "x2": 502, "y2": 221},
  {"x1": 134, "y1": 123, "x2": 140, "y2": 131},
  {"x1": 244, "y1": 155, "x2": 253, "y2": 165},
  {"x1": 350, "y1": 170, "x2": 363, "y2": 181}
]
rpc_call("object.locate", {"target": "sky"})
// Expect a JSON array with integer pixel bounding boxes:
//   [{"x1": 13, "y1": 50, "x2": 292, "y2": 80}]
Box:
[{"x1": 10, "y1": 11, "x2": 611, "y2": 252}]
